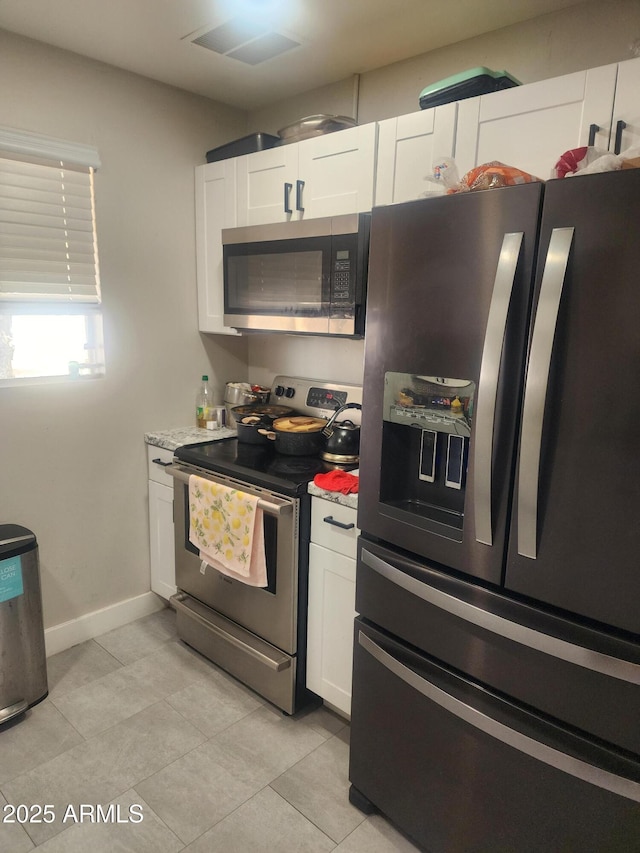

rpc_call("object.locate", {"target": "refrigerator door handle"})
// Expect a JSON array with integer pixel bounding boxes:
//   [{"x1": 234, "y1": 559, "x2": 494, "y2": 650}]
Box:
[
  {"x1": 474, "y1": 232, "x2": 524, "y2": 546},
  {"x1": 358, "y1": 630, "x2": 640, "y2": 804},
  {"x1": 518, "y1": 227, "x2": 574, "y2": 559},
  {"x1": 361, "y1": 546, "x2": 640, "y2": 684}
]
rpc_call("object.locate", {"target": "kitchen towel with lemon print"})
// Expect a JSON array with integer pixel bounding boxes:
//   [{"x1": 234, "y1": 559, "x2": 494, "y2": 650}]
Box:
[{"x1": 188, "y1": 475, "x2": 267, "y2": 587}]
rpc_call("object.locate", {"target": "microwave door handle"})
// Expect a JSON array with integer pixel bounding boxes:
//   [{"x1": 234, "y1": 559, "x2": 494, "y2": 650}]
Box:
[
  {"x1": 474, "y1": 232, "x2": 524, "y2": 546},
  {"x1": 518, "y1": 227, "x2": 574, "y2": 559},
  {"x1": 284, "y1": 182, "x2": 293, "y2": 214}
]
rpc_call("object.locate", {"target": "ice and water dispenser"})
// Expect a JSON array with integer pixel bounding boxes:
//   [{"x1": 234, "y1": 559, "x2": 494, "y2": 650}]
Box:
[{"x1": 379, "y1": 373, "x2": 475, "y2": 541}]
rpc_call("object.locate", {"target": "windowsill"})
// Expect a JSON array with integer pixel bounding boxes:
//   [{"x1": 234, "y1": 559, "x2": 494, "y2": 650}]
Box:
[{"x1": 0, "y1": 373, "x2": 105, "y2": 389}]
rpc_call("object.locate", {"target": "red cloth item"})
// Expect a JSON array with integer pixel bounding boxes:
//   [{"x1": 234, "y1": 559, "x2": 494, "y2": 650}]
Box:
[{"x1": 313, "y1": 470, "x2": 359, "y2": 495}]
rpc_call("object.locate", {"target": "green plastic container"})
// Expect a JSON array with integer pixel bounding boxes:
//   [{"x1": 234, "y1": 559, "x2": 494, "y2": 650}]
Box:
[{"x1": 419, "y1": 67, "x2": 521, "y2": 110}]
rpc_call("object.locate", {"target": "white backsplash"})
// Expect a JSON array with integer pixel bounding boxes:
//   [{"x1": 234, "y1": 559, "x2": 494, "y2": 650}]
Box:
[{"x1": 247, "y1": 334, "x2": 365, "y2": 388}]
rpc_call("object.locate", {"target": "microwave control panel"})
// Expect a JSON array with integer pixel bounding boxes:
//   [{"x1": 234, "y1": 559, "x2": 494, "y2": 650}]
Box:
[{"x1": 332, "y1": 249, "x2": 353, "y2": 302}]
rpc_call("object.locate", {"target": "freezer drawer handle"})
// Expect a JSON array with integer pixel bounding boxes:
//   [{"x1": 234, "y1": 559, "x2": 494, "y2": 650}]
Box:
[
  {"x1": 474, "y1": 231, "x2": 524, "y2": 546},
  {"x1": 361, "y1": 547, "x2": 640, "y2": 685},
  {"x1": 358, "y1": 630, "x2": 640, "y2": 804},
  {"x1": 518, "y1": 227, "x2": 574, "y2": 559}
]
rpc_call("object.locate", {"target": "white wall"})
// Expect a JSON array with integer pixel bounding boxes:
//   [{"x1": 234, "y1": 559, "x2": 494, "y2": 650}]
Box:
[
  {"x1": 245, "y1": 0, "x2": 640, "y2": 384},
  {"x1": 249, "y1": 0, "x2": 640, "y2": 131},
  {"x1": 0, "y1": 30, "x2": 249, "y2": 629}
]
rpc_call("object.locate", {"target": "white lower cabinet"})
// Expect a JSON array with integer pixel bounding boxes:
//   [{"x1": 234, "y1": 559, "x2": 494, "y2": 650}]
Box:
[
  {"x1": 147, "y1": 446, "x2": 177, "y2": 600},
  {"x1": 306, "y1": 497, "x2": 359, "y2": 717}
]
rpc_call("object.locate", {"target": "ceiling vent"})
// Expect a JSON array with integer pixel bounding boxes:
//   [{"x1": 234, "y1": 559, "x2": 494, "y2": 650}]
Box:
[{"x1": 191, "y1": 18, "x2": 300, "y2": 65}]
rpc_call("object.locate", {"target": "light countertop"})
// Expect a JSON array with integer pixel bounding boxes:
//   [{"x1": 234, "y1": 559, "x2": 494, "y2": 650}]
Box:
[
  {"x1": 144, "y1": 426, "x2": 236, "y2": 451},
  {"x1": 146, "y1": 429, "x2": 360, "y2": 509},
  {"x1": 308, "y1": 469, "x2": 359, "y2": 510}
]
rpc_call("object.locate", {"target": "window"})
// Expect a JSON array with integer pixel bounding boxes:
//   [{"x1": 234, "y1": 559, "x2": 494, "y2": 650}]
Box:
[{"x1": 0, "y1": 126, "x2": 104, "y2": 384}]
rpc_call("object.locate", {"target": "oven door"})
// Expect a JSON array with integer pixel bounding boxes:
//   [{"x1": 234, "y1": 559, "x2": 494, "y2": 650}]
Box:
[{"x1": 170, "y1": 463, "x2": 298, "y2": 655}]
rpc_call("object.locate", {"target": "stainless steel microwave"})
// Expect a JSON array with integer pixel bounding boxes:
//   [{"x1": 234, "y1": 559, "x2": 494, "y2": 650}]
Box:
[{"x1": 222, "y1": 213, "x2": 370, "y2": 337}]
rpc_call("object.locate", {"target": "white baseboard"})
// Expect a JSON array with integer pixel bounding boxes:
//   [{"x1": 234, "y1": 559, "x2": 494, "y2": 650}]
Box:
[{"x1": 44, "y1": 592, "x2": 166, "y2": 657}]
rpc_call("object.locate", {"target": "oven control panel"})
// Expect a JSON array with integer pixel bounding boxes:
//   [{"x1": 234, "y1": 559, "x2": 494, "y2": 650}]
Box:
[
  {"x1": 307, "y1": 387, "x2": 347, "y2": 411},
  {"x1": 270, "y1": 375, "x2": 363, "y2": 418}
]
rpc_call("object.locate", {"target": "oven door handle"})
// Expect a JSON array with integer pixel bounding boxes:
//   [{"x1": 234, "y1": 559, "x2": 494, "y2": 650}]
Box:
[{"x1": 168, "y1": 464, "x2": 294, "y2": 517}]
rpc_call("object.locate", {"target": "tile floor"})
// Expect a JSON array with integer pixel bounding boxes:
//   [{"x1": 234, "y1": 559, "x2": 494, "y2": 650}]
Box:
[{"x1": 0, "y1": 607, "x2": 421, "y2": 852}]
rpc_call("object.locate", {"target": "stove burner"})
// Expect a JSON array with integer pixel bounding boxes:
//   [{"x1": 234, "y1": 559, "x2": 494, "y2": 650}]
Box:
[{"x1": 267, "y1": 454, "x2": 326, "y2": 477}]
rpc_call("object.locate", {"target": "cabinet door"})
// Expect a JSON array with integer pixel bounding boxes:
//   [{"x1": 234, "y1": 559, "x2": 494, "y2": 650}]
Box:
[
  {"x1": 195, "y1": 160, "x2": 240, "y2": 335},
  {"x1": 455, "y1": 64, "x2": 617, "y2": 180},
  {"x1": 611, "y1": 56, "x2": 640, "y2": 153},
  {"x1": 307, "y1": 542, "x2": 356, "y2": 716},
  {"x1": 236, "y1": 144, "x2": 299, "y2": 225},
  {"x1": 297, "y1": 123, "x2": 377, "y2": 218},
  {"x1": 375, "y1": 104, "x2": 457, "y2": 206},
  {"x1": 149, "y1": 479, "x2": 176, "y2": 600}
]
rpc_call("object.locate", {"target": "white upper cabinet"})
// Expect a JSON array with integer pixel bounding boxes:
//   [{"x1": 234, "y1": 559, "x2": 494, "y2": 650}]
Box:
[
  {"x1": 610, "y1": 57, "x2": 640, "y2": 154},
  {"x1": 195, "y1": 159, "x2": 239, "y2": 335},
  {"x1": 375, "y1": 103, "x2": 457, "y2": 206},
  {"x1": 455, "y1": 63, "x2": 618, "y2": 180},
  {"x1": 236, "y1": 123, "x2": 377, "y2": 226}
]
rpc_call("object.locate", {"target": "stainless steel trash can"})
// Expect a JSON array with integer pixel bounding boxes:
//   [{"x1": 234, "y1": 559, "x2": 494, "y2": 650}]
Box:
[{"x1": 0, "y1": 525, "x2": 48, "y2": 724}]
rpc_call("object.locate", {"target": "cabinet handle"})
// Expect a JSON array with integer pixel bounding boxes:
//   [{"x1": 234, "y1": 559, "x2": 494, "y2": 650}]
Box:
[
  {"x1": 323, "y1": 515, "x2": 355, "y2": 530},
  {"x1": 284, "y1": 182, "x2": 293, "y2": 214},
  {"x1": 152, "y1": 458, "x2": 173, "y2": 467},
  {"x1": 614, "y1": 119, "x2": 627, "y2": 155},
  {"x1": 587, "y1": 123, "x2": 599, "y2": 146},
  {"x1": 296, "y1": 179, "x2": 305, "y2": 211}
]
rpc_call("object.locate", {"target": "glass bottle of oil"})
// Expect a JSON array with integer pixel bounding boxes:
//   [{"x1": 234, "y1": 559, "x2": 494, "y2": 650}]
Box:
[{"x1": 196, "y1": 375, "x2": 211, "y2": 428}]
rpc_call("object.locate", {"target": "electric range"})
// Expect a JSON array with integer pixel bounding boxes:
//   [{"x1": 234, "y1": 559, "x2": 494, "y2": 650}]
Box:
[{"x1": 170, "y1": 375, "x2": 362, "y2": 714}]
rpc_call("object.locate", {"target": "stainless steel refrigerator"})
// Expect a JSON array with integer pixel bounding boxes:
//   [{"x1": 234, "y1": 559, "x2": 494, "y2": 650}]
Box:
[{"x1": 350, "y1": 169, "x2": 640, "y2": 852}]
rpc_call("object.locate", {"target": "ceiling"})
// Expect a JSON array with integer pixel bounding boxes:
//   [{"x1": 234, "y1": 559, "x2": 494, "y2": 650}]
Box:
[{"x1": 0, "y1": 0, "x2": 586, "y2": 111}]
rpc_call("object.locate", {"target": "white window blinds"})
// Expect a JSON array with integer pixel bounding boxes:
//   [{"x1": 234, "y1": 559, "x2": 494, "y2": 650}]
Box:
[{"x1": 0, "y1": 127, "x2": 101, "y2": 310}]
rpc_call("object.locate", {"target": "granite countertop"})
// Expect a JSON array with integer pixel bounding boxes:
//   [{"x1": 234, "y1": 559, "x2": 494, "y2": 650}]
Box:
[
  {"x1": 308, "y1": 469, "x2": 359, "y2": 510},
  {"x1": 144, "y1": 426, "x2": 236, "y2": 451},
  {"x1": 146, "y1": 428, "x2": 359, "y2": 508}
]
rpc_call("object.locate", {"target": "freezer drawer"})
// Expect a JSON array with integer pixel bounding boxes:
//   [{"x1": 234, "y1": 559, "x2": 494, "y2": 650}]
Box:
[
  {"x1": 349, "y1": 618, "x2": 640, "y2": 853},
  {"x1": 356, "y1": 537, "x2": 640, "y2": 756}
]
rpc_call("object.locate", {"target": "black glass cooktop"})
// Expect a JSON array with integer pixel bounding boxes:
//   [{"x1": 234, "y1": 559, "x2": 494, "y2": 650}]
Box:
[{"x1": 174, "y1": 438, "x2": 329, "y2": 496}]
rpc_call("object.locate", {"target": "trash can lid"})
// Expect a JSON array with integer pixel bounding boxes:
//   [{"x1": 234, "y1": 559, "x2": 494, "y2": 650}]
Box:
[{"x1": 0, "y1": 525, "x2": 37, "y2": 559}]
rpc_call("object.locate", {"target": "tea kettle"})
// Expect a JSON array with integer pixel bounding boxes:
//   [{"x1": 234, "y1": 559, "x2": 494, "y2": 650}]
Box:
[{"x1": 322, "y1": 403, "x2": 362, "y2": 462}]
